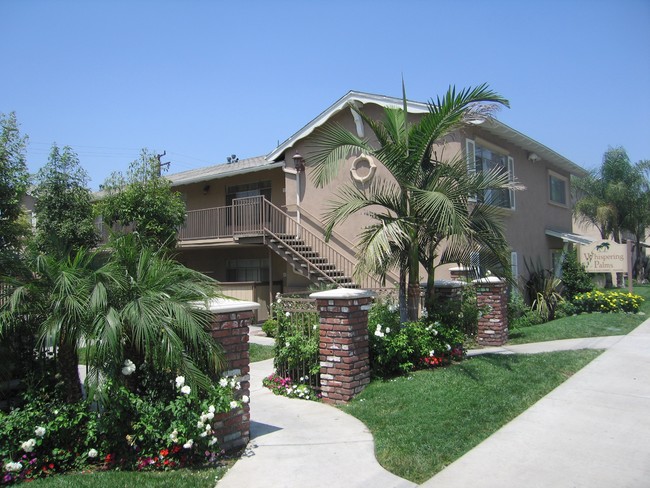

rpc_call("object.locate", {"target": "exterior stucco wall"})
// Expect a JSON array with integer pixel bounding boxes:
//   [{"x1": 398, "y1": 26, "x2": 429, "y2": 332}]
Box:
[
  {"x1": 279, "y1": 102, "x2": 574, "y2": 284},
  {"x1": 175, "y1": 166, "x2": 285, "y2": 212}
]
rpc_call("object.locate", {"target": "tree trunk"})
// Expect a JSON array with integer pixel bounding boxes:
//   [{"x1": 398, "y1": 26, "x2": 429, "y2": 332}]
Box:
[
  {"x1": 399, "y1": 270, "x2": 408, "y2": 324},
  {"x1": 424, "y1": 266, "x2": 436, "y2": 319},
  {"x1": 58, "y1": 339, "x2": 83, "y2": 403},
  {"x1": 407, "y1": 242, "x2": 420, "y2": 321}
]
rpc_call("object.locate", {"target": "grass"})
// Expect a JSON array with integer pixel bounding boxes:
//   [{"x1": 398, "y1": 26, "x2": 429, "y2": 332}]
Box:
[
  {"x1": 342, "y1": 349, "x2": 601, "y2": 484},
  {"x1": 27, "y1": 465, "x2": 231, "y2": 487},
  {"x1": 508, "y1": 284, "x2": 649, "y2": 345},
  {"x1": 249, "y1": 343, "x2": 274, "y2": 363}
]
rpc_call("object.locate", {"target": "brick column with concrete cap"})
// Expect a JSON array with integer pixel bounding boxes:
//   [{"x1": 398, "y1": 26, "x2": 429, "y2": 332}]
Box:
[
  {"x1": 206, "y1": 298, "x2": 259, "y2": 452},
  {"x1": 310, "y1": 288, "x2": 374, "y2": 405},
  {"x1": 473, "y1": 277, "x2": 508, "y2": 346}
]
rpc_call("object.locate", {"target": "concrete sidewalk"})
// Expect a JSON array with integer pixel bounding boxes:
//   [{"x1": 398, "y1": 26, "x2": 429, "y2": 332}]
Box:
[
  {"x1": 218, "y1": 321, "x2": 650, "y2": 487},
  {"x1": 422, "y1": 319, "x2": 650, "y2": 488}
]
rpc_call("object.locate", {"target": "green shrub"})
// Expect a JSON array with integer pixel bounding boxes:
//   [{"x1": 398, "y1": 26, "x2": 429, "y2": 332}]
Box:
[
  {"x1": 507, "y1": 291, "x2": 529, "y2": 323},
  {"x1": 427, "y1": 285, "x2": 481, "y2": 337},
  {"x1": 554, "y1": 300, "x2": 578, "y2": 319},
  {"x1": 368, "y1": 301, "x2": 464, "y2": 377},
  {"x1": 511, "y1": 310, "x2": 545, "y2": 329},
  {"x1": 572, "y1": 290, "x2": 644, "y2": 314},
  {"x1": 261, "y1": 319, "x2": 278, "y2": 338},
  {"x1": 561, "y1": 250, "x2": 594, "y2": 299},
  {"x1": 0, "y1": 370, "x2": 241, "y2": 483}
]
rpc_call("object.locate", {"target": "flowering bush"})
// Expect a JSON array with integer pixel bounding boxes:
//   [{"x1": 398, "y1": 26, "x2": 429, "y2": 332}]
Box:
[
  {"x1": 571, "y1": 290, "x2": 644, "y2": 314},
  {"x1": 262, "y1": 373, "x2": 320, "y2": 401},
  {"x1": 368, "y1": 302, "x2": 465, "y2": 377},
  {"x1": 0, "y1": 369, "x2": 244, "y2": 484}
]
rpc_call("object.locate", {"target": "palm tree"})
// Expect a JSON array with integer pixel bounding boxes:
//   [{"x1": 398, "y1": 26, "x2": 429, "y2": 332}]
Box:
[
  {"x1": 308, "y1": 84, "x2": 514, "y2": 320},
  {"x1": 0, "y1": 249, "x2": 101, "y2": 402},
  {"x1": 88, "y1": 234, "x2": 225, "y2": 393},
  {"x1": 1, "y1": 236, "x2": 225, "y2": 403},
  {"x1": 573, "y1": 147, "x2": 648, "y2": 284}
]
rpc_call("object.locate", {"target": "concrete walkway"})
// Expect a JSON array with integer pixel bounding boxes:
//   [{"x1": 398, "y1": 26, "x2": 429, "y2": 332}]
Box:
[{"x1": 218, "y1": 320, "x2": 650, "y2": 487}]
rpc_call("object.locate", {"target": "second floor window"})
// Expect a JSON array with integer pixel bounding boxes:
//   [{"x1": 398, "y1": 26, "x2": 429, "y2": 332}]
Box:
[
  {"x1": 466, "y1": 139, "x2": 515, "y2": 209},
  {"x1": 548, "y1": 171, "x2": 568, "y2": 206}
]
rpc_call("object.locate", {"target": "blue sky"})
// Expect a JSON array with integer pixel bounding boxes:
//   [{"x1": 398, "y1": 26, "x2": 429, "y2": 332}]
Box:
[{"x1": 2, "y1": 0, "x2": 649, "y2": 189}]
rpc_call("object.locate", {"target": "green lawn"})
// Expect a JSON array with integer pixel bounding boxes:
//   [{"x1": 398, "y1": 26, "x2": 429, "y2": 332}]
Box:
[
  {"x1": 508, "y1": 284, "x2": 649, "y2": 345},
  {"x1": 27, "y1": 466, "x2": 229, "y2": 487},
  {"x1": 342, "y1": 349, "x2": 601, "y2": 484},
  {"x1": 250, "y1": 343, "x2": 274, "y2": 363}
]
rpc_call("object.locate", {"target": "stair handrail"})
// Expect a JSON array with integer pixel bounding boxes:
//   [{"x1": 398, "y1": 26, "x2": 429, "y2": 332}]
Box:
[
  {"x1": 261, "y1": 197, "x2": 383, "y2": 289},
  {"x1": 298, "y1": 206, "x2": 400, "y2": 286}
]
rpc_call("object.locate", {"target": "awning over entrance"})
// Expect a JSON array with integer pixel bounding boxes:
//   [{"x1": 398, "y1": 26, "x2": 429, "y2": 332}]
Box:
[{"x1": 545, "y1": 229, "x2": 594, "y2": 245}]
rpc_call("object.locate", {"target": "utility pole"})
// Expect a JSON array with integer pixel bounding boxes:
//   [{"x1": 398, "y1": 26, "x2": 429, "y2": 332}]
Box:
[{"x1": 156, "y1": 151, "x2": 171, "y2": 176}]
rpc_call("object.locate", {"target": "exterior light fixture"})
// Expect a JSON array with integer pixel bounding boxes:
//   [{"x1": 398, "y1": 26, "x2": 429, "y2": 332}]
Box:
[
  {"x1": 292, "y1": 152, "x2": 306, "y2": 172},
  {"x1": 528, "y1": 152, "x2": 540, "y2": 162}
]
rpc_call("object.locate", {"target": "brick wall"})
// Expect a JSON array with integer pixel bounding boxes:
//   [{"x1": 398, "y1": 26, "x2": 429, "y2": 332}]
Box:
[
  {"x1": 208, "y1": 301, "x2": 257, "y2": 452},
  {"x1": 473, "y1": 277, "x2": 508, "y2": 346},
  {"x1": 310, "y1": 289, "x2": 373, "y2": 405}
]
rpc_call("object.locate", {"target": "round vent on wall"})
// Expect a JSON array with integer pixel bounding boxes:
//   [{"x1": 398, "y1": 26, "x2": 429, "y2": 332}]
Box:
[{"x1": 350, "y1": 154, "x2": 377, "y2": 184}]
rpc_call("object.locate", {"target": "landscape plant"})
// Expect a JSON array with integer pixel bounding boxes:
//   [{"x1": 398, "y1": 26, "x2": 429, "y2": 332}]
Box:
[
  {"x1": 560, "y1": 249, "x2": 594, "y2": 299},
  {"x1": 309, "y1": 84, "x2": 516, "y2": 320},
  {"x1": 571, "y1": 290, "x2": 644, "y2": 314}
]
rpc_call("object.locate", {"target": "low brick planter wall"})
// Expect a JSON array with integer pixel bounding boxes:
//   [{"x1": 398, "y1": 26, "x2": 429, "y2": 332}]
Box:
[
  {"x1": 207, "y1": 298, "x2": 259, "y2": 453},
  {"x1": 310, "y1": 289, "x2": 374, "y2": 405}
]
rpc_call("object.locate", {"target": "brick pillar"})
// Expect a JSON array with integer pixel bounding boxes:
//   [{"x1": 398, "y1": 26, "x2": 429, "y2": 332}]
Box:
[
  {"x1": 433, "y1": 279, "x2": 466, "y2": 303},
  {"x1": 207, "y1": 299, "x2": 259, "y2": 453},
  {"x1": 310, "y1": 288, "x2": 374, "y2": 405},
  {"x1": 473, "y1": 277, "x2": 508, "y2": 346}
]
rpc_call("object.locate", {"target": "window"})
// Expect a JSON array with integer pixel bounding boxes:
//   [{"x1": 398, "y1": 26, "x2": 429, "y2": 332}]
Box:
[
  {"x1": 226, "y1": 258, "x2": 269, "y2": 282},
  {"x1": 226, "y1": 181, "x2": 271, "y2": 206},
  {"x1": 548, "y1": 171, "x2": 568, "y2": 206},
  {"x1": 466, "y1": 139, "x2": 515, "y2": 209},
  {"x1": 551, "y1": 249, "x2": 564, "y2": 277}
]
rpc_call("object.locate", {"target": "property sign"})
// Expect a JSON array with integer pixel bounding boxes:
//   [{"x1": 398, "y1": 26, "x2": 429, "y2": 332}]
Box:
[{"x1": 579, "y1": 241, "x2": 628, "y2": 273}]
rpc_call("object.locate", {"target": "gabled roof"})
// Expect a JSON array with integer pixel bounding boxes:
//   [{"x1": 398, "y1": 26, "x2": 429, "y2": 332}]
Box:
[
  {"x1": 266, "y1": 90, "x2": 587, "y2": 177},
  {"x1": 167, "y1": 156, "x2": 282, "y2": 187}
]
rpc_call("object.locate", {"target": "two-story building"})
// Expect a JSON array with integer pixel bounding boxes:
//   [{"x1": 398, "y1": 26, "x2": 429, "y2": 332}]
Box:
[{"x1": 170, "y1": 91, "x2": 588, "y2": 319}]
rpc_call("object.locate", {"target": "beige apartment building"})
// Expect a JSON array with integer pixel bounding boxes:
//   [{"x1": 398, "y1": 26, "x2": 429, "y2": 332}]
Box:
[{"x1": 170, "y1": 91, "x2": 588, "y2": 319}]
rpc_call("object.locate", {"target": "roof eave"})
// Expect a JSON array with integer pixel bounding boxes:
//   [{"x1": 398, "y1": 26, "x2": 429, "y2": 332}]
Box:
[{"x1": 169, "y1": 161, "x2": 285, "y2": 188}]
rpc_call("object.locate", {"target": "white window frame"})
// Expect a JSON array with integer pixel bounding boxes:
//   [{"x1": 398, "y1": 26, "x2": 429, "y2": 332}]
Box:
[
  {"x1": 548, "y1": 170, "x2": 569, "y2": 207},
  {"x1": 466, "y1": 138, "x2": 515, "y2": 210}
]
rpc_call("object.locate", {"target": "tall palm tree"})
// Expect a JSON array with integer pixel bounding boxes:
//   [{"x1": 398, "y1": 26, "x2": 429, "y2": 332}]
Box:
[{"x1": 308, "y1": 84, "x2": 514, "y2": 319}]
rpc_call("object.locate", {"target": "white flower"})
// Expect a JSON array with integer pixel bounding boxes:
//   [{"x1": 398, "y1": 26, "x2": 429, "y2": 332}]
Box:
[
  {"x1": 285, "y1": 311, "x2": 290, "y2": 317},
  {"x1": 242, "y1": 395, "x2": 249, "y2": 404},
  {"x1": 175, "y1": 376, "x2": 185, "y2": 388},
  {"x1": 219, "y1": 378, "x2": 228, "y2": 387},
  {"x1": 388, "y1": 304, "x2": 397, "y2": 312},
  {"x1": 204, "y1": 423, "x2": 211, "y2": 431},
  {"x1": 122, "y1": 359, "x2": 136, "y2": 376},
  {"x1": 205, "y1": 411, "x2": 214, "y2": 420},
  {"x1": 197, "y1": 421, "x2": 205, "y2": 429},
  {"x1": 34, "y1": 426, "x2": 46, "y2": 437},
  {"x1": 183, "y1": 439, "x2": 194, "y2": 449},
  {"x1": 229, "y1": 378, "x2": 237, "y2": 387},
  {"x1": 432, "y1": 329, "x2": 438, "y2": 336},
  {"x1": 199, "y1": 431, "x2": 208, "y2": 438},
  {"x1": 429, "y1": 350, "x2": 435, "y2": 357},
  {"x1": 208, "y1": 405, "x2": 216, "y2": 414},
  {"x1": 276, "y1": 298, "x2": 282, "y2": 304},
  {"x1": 230, "y1": 400, "x2": 239, "y2": 409},
  {"x1": 446, "y1": 344, "x2": 451, "y2": 351},
  {"x1": 208, "y1": 437, "x2": 218, "y2": 446},
  {"x1": 385, "y1": 327, "x2": 391, "y2": 334},
  {"x1": 4, "y1": 461, "x2": 22, "y2": 472},
  {"x1": 180, "y1": 385, "x2": 191, "y2": 395},
  {"x1": 169, "y1": 429, "x2": 179, "y2": 442},
  {"x1": 235, "y1": 382, "x2": 241, "y2": 390},
  {"x1": 21, "y1": 438, "x2": 36, "y2": 452},
  {"x1": 88, "y1": 448, "x2": 98, "y2": 458},
  {"x1": 285, "y1": 341, "x2": 290, "y2": 347},
  {"x1": 374, "y1": 330, "x2": 384, "y2": 338}
]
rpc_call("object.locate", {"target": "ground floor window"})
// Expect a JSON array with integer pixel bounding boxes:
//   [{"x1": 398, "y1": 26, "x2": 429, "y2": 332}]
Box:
[{"x1": 226, "y1": 258, "x2": 269, "y2": 282}]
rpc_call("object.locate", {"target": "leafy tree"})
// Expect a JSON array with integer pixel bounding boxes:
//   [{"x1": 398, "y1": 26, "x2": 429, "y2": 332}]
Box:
[
  {"x1": 33, "y1": 144, "x2": 97, "y2": 257},
  {"x1": 560, "y1": 249, "x2": 594, "y2": 299},
  {"x1": 99, "y1": 149, "x2": 186, "y2": 249},
  {"x1": 0, "y1": 112, "x2": 30, "y2": 273},
  {"x1": 309, "y1": 84, "x2": 514, "y2": 319}
]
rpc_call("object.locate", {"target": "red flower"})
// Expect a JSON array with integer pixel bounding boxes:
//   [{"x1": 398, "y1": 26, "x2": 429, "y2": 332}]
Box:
[{"x1": 160, "y1": 448, "x2": 169, "y2": 457}]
